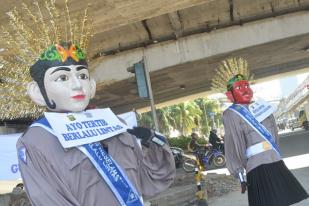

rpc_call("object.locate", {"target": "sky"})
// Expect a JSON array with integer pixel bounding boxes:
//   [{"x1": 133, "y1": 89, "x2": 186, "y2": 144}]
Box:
[{"x1": 252, "y1": 72, "x2": 309, "y2": 102}]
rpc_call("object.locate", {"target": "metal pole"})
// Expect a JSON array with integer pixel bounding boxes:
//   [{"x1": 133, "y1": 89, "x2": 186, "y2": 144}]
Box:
[
  {"x1": 195, "y1": 155, "x2": 208, "y2": 206},
  {"x1": 143, "y1": 55, "x2": 159, "y2": 132},
  {"x1": 203, "y1": 103, "x2": 209, "y2": 132}
]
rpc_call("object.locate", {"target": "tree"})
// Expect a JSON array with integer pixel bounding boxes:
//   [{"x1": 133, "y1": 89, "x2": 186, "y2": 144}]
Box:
[
  {"x1": 137, "y1": 97, "x2": 223, "y2": 138},
  {"x1": 137, "y1": 107, "x2": 173, "y2": 136},
  {"x1": 156, "y1": 107, "x2": 174, "y2": 135},
  {"x1": 137, "y1": 111, "x2": 153, "y2": 128},
  {"x1": 170, "y1": 102, "x2": 201, "y2": 136},
  {"x1": 194, "y1": 98, "x2": 222, "y2": 135}
]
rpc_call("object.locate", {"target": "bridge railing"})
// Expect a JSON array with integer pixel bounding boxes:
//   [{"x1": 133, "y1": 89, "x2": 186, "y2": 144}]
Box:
[{"x1": 276, "y1": 75, "x2": 309, "y2": 118}]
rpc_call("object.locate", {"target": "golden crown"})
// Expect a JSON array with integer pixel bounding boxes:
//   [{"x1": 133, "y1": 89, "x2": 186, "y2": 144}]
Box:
[
  {"x1": 0, "y1": 0, "x2": 92, "y2": 120},
  {"x1": 211, "y1": 57, "x2": 253, "y2": 93}
]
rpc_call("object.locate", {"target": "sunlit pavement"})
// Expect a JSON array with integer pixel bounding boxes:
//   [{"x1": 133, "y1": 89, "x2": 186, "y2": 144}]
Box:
[
  {"x1": 203, "y1": 153, "x2": 309, "y2": 176},
  {"x1": 0, "y1": 180, "x2": 19, "y2": 194},
  {"x1": 284, "y1": 153, "x2": 309, "y2": 170},
  {"x1": 278, "y1": 127, "x2": 304, "y2": 135}
]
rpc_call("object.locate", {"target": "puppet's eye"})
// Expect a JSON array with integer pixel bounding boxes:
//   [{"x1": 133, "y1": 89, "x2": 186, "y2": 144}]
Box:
[
  {"x1": 55, "y1": 74, "x2": 69, "y2": 82},
  {"x1": 79, "y1": 73, "x2": 88, "y2": 80}
]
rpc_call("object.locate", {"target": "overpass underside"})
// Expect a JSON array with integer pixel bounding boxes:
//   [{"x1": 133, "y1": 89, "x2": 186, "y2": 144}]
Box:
[
  {"x1": 91, "y1": 1, "x2": 309, "y2": 113},
  {"x1": 94, "y1": 31, "x2": 309, "y2": 113}
]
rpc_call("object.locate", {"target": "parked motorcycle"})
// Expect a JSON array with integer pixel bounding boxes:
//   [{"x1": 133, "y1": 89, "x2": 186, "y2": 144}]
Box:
[
  {"x1": 214, "y1": 141, "x2": 225, "y2": 154},
  {"x1": 170, "y1": 147, "x2": 184, "y2": 168},
  {"x1": 182, "y1": 147, "x2": 225, "y2": 172}
]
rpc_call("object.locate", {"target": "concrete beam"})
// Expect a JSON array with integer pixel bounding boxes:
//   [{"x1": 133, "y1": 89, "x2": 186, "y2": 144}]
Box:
[
  {"x1": 168, "y1": 12, "x2": 183, "y2": 38},
  {"x1": 92, "y1": 0, "x2": 213, "y2": 34},
  {"x1": 92, "y1": 11, "x2": 309, "y2": 83},
  {"x1": 0, "y1": 0, "x2": 212, "y2": 35}
]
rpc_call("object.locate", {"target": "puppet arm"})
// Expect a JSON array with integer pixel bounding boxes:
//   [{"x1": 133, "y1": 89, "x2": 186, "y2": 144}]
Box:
[
  {"x1": 17, "y1": 141, "x2": 80, "y2": 206},
  {"x1": 127, "y1": 127, "x2": 176, "y2": 199},
  {"x1": 223, "y1": 109, "x2": 248, "y2": 194}
]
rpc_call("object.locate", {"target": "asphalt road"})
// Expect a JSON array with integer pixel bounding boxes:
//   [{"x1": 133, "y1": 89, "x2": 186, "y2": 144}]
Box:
[
  {"x1": 279, "y1": 129, "x2": 309, "y2": 157},
  {"x1": 209, "y1": 129, "x2": 309, "y2": 206}
]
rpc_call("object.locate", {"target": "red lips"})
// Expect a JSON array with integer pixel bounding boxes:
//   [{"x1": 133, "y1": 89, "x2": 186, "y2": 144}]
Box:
[{"x1": 72, "y1": 95, "x2": 86, "y2": 100}]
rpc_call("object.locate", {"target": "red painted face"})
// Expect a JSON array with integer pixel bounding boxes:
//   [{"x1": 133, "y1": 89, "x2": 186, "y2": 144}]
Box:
[{"x1": 226, "y1": 80, "x2": 253, "y2": 104}]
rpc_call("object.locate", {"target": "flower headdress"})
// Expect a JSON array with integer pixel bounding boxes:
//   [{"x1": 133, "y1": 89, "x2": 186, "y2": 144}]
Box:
[
  {"x1": 211, "y1": 57, "x2": 253, "y2": 93},
  {"x1": 0, "y1": 0, "x2": 92, "y2": 120}
]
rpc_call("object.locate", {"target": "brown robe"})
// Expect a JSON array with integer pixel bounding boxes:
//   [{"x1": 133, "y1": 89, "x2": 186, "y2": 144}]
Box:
[{"x1": 17, "y1": 126, "x2": 176, "y2": 206}]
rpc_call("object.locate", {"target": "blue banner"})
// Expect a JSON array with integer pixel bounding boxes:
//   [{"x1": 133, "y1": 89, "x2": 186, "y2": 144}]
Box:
[
  {"x1": 0, "y1": 133, "x2": 22, "y2": 180},
  {"x1": 80, "y1": 143, "x2": 143, "y2": 206}
]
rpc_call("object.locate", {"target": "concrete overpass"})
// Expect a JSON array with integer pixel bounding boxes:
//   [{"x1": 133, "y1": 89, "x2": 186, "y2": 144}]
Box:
[
  {"x1": 2, "y1": 0, "x2": 309, "y2": 114},
  {"x1": 285, "y1": 75, "x2": 309, "y2": 113},
  {"x1": 276, "y1": 75, "x2": 309, "y2": 122},
  {"x1": 91, "y1": 10, "x2": 309, "y2": 113}
]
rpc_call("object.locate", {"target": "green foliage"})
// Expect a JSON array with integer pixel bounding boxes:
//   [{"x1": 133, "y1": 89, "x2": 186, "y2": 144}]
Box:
[
  {"x1": 194, "y1": 98, "x2": 223, "y2": 134},
  {"x1": 137, "y1": 112, "x2": 153, "y2": 128},
  {"x1": 157, "y1": 108, "x2": 174, "y2": 135},
  {"x1": 167, "y1": 136, "x2": 207, "y2": 150},
  {"x1": 167, "y1": 136, "x2": 191, "y2": 150},
  {"x1": 137, "y1": 107, "x2": 174, "y2": 135},
  {"x1": 169, "y1": 102, "x2": 202, "y2": 136},
  {"x1": 137, "y1": 97, "x2": 223, "y2": 138},
  {"x1": 196, "y1": 137, "x2": 207, "y2": 145}
]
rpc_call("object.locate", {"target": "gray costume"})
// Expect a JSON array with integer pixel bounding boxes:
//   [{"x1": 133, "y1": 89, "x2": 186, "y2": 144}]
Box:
[
  {"x1": 222, "y1": 106, "x2": 280, "y2": 176},
  {"x1": 223, "y1": 105, "x2": 308, "y2": 206},
  {"x1": 17, "y1": 126, "x2": 176, "y2": 206}
]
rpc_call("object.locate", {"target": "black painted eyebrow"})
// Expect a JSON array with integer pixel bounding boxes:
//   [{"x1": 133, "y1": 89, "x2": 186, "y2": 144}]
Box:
[
  {"x1": 51, "y1": 67, "x2": 71, "y2": 74},
  {"x1": 76, "y1": 66, "x2": 88, "y2": 71}
]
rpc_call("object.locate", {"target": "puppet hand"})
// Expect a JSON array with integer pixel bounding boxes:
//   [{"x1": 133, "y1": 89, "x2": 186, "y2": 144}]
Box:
[
  {"x1": 127, "y1": 127, "x2": 153, "y2": 147},
  {"x1": 127, "y1": 126, "x2": 153, "y2": 140},
  {"x1": 127, "y1": 127, "x2": 166, "y2": 147},
  {"x1": 240, "y1": 182, "x2": 247, "y2": 194}
]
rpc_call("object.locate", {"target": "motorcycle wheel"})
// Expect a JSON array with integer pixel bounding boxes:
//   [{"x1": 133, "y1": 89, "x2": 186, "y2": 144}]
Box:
[
  {"x1": 213, "y1": 154, "x2": 226, "y2": 167},
  {"x1": 182, "y1": 158, "x2": 196, "y2": 173}
]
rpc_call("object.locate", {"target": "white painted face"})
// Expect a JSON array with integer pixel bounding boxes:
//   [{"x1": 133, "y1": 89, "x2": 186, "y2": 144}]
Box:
[{"x1": 42, "y1": 65, "x2": 96, "y2": 112}]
